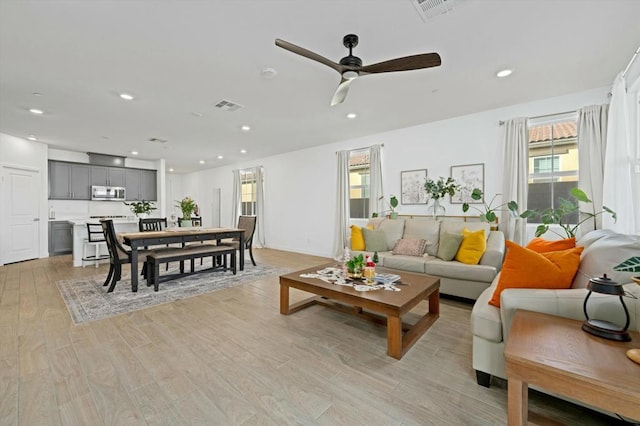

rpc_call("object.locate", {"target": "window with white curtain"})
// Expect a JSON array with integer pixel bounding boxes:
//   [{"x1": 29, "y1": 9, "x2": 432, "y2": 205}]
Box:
[
  {"x1": 240, "y1": 168, "x2": 257, "y2": 216},
  {"x1": 349, "y1": 149, "x2": 370, "y2": 219},
  {"x1": 527, "y1": 112, "x2": 578, "y2": 223}
]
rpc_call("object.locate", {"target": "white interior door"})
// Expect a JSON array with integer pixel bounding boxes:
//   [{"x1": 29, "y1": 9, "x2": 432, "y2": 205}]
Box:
[
  {"x1": 210, "y1": 188, "x2": 220, "y2": 227},
  {"x1": 1, "y1": 166, "x2": 40, "y2": 264}
]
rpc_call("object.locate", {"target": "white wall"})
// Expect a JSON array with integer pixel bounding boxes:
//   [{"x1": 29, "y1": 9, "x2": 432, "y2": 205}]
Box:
[
  {"x1": 0, "y1": 133, "x2": 49, "y2": 260},
  {"x1": 179, "y1": 87, "x2": 612, "y2": 257}
]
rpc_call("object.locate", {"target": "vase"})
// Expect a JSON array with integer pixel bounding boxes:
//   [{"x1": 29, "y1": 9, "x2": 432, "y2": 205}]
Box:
[
  {"x1": 180, "y1": 217, "x2": 192, "y2": 227},
  {"x1": 136, "y1": 213, "x2": 148, "y2": 220},
  {"x1": 427, "y1": 198, "x2": 446, "y2": 218}
]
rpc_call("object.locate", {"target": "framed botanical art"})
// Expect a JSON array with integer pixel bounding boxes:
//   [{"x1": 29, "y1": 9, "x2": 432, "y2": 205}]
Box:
[
  {"x1": 450, "y1": 163, "x2": 484, "y2": 204},
  {"x1": 401, "y1": 169, "x2": 428, "y2": 204}
]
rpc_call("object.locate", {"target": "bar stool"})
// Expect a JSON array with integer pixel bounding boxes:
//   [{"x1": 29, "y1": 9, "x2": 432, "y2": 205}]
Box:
[{"x1": 82, "y1": 222, "x2": 109, "y2": 267}]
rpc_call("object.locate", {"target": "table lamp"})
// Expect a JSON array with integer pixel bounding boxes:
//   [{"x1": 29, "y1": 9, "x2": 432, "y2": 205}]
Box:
[{"x1": 582, "y1": 274, "x2": 632, "y2": 342}]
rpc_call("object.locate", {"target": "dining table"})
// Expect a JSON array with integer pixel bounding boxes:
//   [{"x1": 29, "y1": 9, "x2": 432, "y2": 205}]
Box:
[{"x1": 119, "y1": 227, "x2": 245, "y2": 291}]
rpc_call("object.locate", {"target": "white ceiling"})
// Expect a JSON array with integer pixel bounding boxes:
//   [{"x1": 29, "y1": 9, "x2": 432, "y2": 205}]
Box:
[{"x1": 1, "y1": 0, "x2": 639, "y2": 173}]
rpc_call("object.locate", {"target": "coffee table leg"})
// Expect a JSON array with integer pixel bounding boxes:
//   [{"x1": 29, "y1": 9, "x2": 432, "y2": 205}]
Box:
[
  {"x1": 387, "y1": 315, "x2": 402, "y2": 359},
  {"x1": 429, "y1": 289, "x2": 439, "y2": 314},
  {"x1": 507, "y1": 378, "x2": 528, "y2": 426},
  {"x1": 280, "y1": 283, "x2": 290, "y2": 315}
]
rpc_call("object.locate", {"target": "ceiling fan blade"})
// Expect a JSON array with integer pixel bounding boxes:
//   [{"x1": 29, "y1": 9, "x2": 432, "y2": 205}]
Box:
[
  {"x1": 359, "y1": 53, "x2": 441, "y2": 74},
  {"x1": 330, "y1": 77, "x2": 353, "y2": 106},
  {"x1": 275, "y1": 38, "x2": 345, "y2": 74}
]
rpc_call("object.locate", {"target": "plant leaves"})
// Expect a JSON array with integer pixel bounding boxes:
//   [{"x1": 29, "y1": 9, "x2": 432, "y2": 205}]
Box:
[
  {"x1": 534, "y1": 225, "x2": 548, "y2": 237},
  {"x1": 471, "y1": 188, "x2": 483, "y2": 200},
  {"x1": 507, "y1": 201, "x2": 518, "y2": 212},
  {"x1": 571, "y1": 187, "x2": 591, "y2": 203},
  {"x1": 485, "y1": 211, "x2": 496, "y2": 222},
  {"x1": 613, "y1": 256, "x2": 640, "y2": 273},
  {"x1": 462, "y1": 203, "x2": 470, "y2": 213}
]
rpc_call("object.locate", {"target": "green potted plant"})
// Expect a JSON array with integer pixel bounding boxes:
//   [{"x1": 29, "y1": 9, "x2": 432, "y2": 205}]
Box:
[
  {"x1": 462, "y1": 188, "x2": 526, "y2": 223},
  {"x1": 424, "y1": 177, "x2": 459, "y2": 217},
  {"x1": 175, "y1": 196, "x2": 197, "y2": 226},
  {"x1": 346, "y1": 253, "x2": 365, "y2": 279},
  {"x1": 520, "y1": 188, "x2": 616, "y2": 238},
  {"x1": 376, "y1": 195, "x2": 399, "y2": 219},
  {"x1": 123, "y1": 200, "x2": 156, "y2": 218}
]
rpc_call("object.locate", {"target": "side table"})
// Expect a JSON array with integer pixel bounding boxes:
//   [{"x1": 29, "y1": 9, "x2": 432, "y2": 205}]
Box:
[{"x1": 504, "y1": 310, "x2": 640, "y2": 425}]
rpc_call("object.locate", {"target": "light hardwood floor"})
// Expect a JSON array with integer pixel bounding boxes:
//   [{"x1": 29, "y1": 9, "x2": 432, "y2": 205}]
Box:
[{"x1": 0, "y1": 249, "x2": 625, "y2": 425}]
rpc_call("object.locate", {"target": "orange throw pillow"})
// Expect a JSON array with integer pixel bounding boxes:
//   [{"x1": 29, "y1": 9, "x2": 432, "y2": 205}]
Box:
[
  {"x1": 489, "y1": 241, "x2": 584, "y2": 307},
  {"x1": 526, "y1": 237, "x2": 576, "y2": 253}
]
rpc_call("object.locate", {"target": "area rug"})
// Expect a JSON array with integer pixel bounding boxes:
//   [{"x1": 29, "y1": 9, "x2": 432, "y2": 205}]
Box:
[{"x1": 56, "y1": 261, "x2": 287, "y2": 324}]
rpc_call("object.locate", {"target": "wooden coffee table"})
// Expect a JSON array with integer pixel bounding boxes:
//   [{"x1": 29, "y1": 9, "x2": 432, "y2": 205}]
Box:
[
  {"x1": 279, "y1": 263, "x2": 440, "y2": 359},
  {"x1": 505, "y1": 310, "x2": 640, "y2": 425}
]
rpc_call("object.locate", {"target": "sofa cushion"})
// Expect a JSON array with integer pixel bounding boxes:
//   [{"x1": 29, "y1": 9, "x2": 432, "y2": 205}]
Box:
[
  {"x1": 526, "y1": 237, "x2": 575, "y2": 253},
  {"x1": 403, "y1": 218, "x2": 440, "y2": 256},
  {"x1": 489, "y1": 241, "x2": 584, "y2": 307},
  {"x1": 437, "y1": 232, "x2": 463, "y2": 261},
  {"x1": 383, "y1": 254, "x2": 428, "y2": 273},
  {"x1": 425, "y1": 259, "x2": 497, "y2": 283},
  {"x1": 378, "y1": 218, "x2": 406, "y2": 251},
  {"x1": 392, "y1": 238, "x2": 428, "y2": 256},
  {"x1": 455, "y1": 228, "x2": 487, "y2": 265},
  {"x1": 471, "y1": 284, "x2": 503, "y2": 343},
  {"x1": 572, "y1": 229, "x2": 640, "y2": 288},
  {"x1": 350, "y1": 225, "x2": 372, "y2": 251},
  {"x1": 362, "y1": 228, "x2": 388, "y2": 252},
  {"x1": 440, "y1": 221, "x2": 490, "y2": 241}
]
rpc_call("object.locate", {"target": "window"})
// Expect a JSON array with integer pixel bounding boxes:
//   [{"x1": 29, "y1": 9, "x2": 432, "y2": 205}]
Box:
[
  {"x1": 349, "y1": 150, "x2": 370, "y2": 219},
  {"x1": 527, "y1": 114, "x2": 578, "y2": 223},
  {"x1": 240, "y1": 168, "x2": 257, "y2": 216}
]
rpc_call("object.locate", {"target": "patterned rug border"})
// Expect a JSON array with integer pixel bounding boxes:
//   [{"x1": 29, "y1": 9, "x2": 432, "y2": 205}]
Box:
[{"x1": 56, "y1": 262, "x2": 288, "y2": 324}]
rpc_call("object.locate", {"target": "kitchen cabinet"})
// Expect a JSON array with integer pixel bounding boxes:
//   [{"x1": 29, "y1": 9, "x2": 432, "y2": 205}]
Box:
[
  {"x1": 49, "y1": 221, "x2": 73, "y2": 255},
  {"x1": 125, "y1": 168, "x2": 157, "y2": 201},
  {"x1": 48, "y1": 161, "x2": 91, "y2": 200},
  {"x1": 90, "y1": 166, "x2": 125, "y2": 187}
]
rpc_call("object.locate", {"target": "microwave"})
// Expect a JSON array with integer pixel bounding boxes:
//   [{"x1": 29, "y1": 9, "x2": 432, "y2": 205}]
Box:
[{"x1": 91, "y1": 185, "x2": 126, "y2": 201}]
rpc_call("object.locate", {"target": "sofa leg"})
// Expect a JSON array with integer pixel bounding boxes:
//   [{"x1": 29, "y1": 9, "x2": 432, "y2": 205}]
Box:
[{"x1": 476, "y1": 370, "x2": 491, "y2": 388}]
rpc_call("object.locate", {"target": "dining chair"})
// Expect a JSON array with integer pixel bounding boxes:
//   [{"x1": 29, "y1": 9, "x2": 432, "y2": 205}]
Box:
[
  {"x1": 100, "y1": 219, "x2": 152, "y2": 292},
  {"x1": 139, "y1": 217, "x2": 171, "y2": 270},
  {"x1": 220, "y1": 215, "x2": 257, "y2": 266}
]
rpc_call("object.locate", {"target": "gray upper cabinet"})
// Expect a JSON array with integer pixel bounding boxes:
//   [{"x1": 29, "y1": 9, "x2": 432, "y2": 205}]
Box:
[
  {"x1": 91, "y1": 166, "x2": 125, "y2": 187},
  {"x1": 125, "y1": 168, "x2": 157, "y2": 201},
  {"x1": 49, "y1": 160, "x2": 155, "y2": 200},
  {"x1": 49, "y1": 161, "x2": 91, "y2": 200}
]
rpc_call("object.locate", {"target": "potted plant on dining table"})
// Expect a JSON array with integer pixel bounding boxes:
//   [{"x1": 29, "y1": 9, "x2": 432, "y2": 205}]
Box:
[{"x1": 176, "y1": 196, "x2": 197, "y2": 227}]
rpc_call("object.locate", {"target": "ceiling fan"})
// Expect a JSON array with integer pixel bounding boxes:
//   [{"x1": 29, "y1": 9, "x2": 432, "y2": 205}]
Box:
[{"x1": 275, "y1": 34, "x2": 441, "y2": 106}]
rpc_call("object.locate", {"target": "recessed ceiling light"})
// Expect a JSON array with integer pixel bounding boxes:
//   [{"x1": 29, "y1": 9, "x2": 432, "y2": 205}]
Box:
[
  {"x1": 199, "y1": 160, "x2": 205, "y2": 164},
  {"x1": 131, "y1": 151, "x2": 138, "y2": 155},
  {"x1": 261, "y1": 68, "x2": 277, "y2": 79},
  {"x1": 27, "y1": 135, "x2": 37, "y2": 141},
  {"x1": 119, "y1": 93, "x2": 134, "y2": 100},
  {"x1": 169, "y1": 168, "x2": 174, "y2": 172},
  {"x1": 241, "y1": 125, "x2": 251, "y2": 131},
  {"x1": 346, "y1": 113, "x2": 357, "y2": 119},
  {"x1": 496, "y1": 69, "x2": 513, "y2": 78},
  {"x1": 191, "y1": 112, "x2": 203, "y2": 117},
  {"x1": 32, "y1": 92, "x2": 42, "y2": 96},
  {"x1": 240, "y1": 149, "x2": 247, "y2": 154},
  {"x1": 29, "y1": 108, "x2": 44, "y2": 115},
  {"x1": 217, "y1": 155, "x2": 224, "y2": 160}
]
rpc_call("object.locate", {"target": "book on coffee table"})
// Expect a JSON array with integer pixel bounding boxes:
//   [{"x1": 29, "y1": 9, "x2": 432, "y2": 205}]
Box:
[{"x1": 374, "y1": 273, "x2": 402, "y2": 284}]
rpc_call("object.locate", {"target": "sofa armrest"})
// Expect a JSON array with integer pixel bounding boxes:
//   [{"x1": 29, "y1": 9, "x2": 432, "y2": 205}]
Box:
[
  {"x1": 500, "y1": 284, "x2": 640, "y2": 341},
  {"x1": 479, "y1": 231, "x2": 505, "y2": 271}
]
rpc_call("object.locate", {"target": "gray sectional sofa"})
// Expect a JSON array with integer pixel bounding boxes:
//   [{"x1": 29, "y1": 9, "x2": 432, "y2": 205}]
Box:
[{"x1": 351, "y1": 217, "x2": 506, "y2": 300}]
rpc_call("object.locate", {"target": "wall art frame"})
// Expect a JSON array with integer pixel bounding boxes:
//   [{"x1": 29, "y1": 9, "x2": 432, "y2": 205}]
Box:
[
  {"x1": 450, "y1": 163, "x2": 484, "y2": 204},
  {"x1": 401, "y1": 169, "x2": 428, "y2": 205}
]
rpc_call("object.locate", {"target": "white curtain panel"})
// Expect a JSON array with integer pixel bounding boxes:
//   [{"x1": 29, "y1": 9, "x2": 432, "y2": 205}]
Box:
[
  {"x1": 577, "y1": 104, "x2": 609, "y2": 234},
  {"x1": 603, "y1": 72, "x2": 637, "y2": 234},
  {"x1": 368, "y1": 144, "x2": 384, "y2": 217},
  {"x1": 333, "y1": 150, "x2": 350, "y2": 258},
  {"x1": 231, "y1": 169, "x2": 241, "y2": 227},
  {"x1": 255, "y1": 166, "x2": 266, "y2": 247},
  {"x1": 501, "y1": 117, "x2": 529, "y2": 244}
]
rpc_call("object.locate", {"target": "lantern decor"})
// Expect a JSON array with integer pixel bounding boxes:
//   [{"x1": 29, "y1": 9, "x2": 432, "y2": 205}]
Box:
[{"x1": 582, "y1": 274, "x2": 633, "y2": 342}]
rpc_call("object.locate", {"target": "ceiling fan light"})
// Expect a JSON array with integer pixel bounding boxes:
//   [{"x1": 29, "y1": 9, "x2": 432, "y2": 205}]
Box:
[
  {"x1": 496, "y1": 69, "x2": 513, "y2": 78},
  {"x1": 343, "y1": 70, "x2": 358, "y2": 80}
]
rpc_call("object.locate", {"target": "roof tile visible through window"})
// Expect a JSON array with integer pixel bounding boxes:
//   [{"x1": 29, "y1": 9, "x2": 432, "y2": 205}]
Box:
[
  {"x1": 529, "y1": 121, "x2": 576, "y2": 142},
  {"x1": 349, "y1": 153, "x2": 369, "y2": 167}
]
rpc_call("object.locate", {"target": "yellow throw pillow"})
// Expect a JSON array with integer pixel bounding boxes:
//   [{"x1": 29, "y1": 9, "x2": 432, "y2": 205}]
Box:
[
  {"x1": 455, "y1": 228, "x2": 486, "y2": 265},
  {"x1": 350, "y1": 225, "x2": 372, "y2": 251}
]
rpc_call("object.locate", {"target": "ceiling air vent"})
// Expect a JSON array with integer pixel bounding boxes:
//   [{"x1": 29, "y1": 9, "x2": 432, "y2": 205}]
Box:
[
  {"x1": 411, "y1": 0, "x2": 466, "y2": 21},
  {"x1": 147, "y1": 137, "x2": 168, "y2": 144},
  {"x1": 214, "y1": 99, "x2": 243, "y2": 112}
]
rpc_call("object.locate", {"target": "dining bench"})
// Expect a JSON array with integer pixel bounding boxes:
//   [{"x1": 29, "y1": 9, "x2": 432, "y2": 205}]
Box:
[{"x1": 146, "y1": 244, "x2": 236, "y2": 291}]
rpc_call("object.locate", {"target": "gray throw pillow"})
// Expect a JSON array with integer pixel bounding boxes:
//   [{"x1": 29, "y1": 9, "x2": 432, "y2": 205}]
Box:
[
  {"x1": 362, "y1": 228, "x2": 388, "y2": 252},
  {"x1": 437, "y1": 232, "x2": 463, "y2": 261}
]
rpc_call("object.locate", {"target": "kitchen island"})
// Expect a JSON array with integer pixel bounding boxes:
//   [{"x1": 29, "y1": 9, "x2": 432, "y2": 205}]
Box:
[{"x1": 68, "y1": 217, "x2": 139, "y2": 267}]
